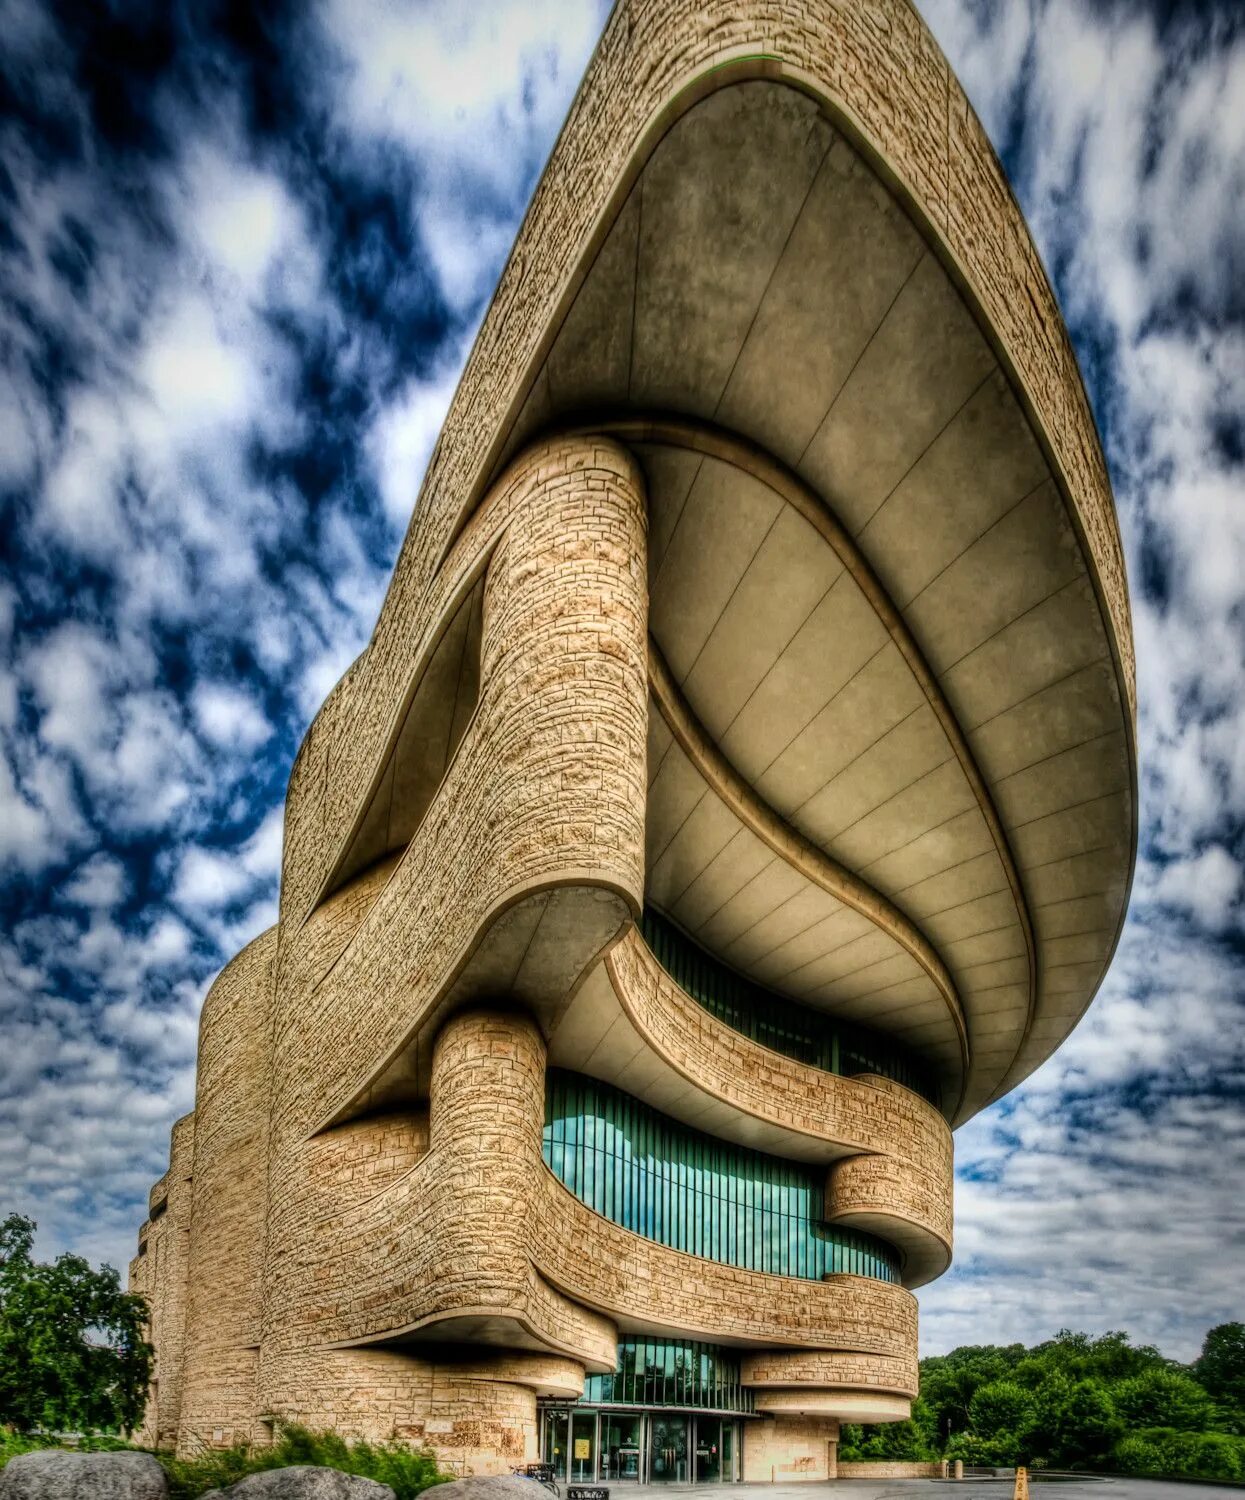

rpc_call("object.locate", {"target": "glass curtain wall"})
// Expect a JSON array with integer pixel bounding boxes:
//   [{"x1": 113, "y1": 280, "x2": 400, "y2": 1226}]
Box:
[
  {"x1": 544, "y1": 1071, "x2": 900, "y2": 1282},
  {"x1": 584, "y1": 1339, "x2": 756, "y2": 1411},
  {"x1": 641, "y1": 905, "x2": 937, "y2": 1103}
]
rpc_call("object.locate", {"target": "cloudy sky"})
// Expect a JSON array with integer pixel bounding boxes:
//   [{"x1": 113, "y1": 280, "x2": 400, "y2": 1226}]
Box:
[{"x1": 1, "y1": 0, "x2": 1242, "y2": 1364}]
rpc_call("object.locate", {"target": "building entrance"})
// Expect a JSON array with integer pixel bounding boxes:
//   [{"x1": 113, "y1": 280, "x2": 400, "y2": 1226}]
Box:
[{"x1": 539, "y1": 1408, "x2": 741, "y2": 1485}]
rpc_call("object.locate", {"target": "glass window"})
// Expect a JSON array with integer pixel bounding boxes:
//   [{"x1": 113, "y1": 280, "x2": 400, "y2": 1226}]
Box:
[{"x1": 543, "y1": 1070, "x2": 899, "y2": 1283}]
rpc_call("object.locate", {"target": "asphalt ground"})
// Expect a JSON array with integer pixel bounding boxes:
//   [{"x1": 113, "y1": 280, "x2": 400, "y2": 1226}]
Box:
[{"x1": 647, "y1": 1481, "x2": 1240, "y2": 1500}]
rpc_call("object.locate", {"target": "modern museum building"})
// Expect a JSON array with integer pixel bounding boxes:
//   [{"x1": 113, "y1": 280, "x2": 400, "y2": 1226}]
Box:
[{"x1": 131, "y1": 0, "x2": 1137, "y2": 1483}]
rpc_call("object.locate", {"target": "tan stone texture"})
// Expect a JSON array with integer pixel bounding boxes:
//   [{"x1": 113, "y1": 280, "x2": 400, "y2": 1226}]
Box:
[
  {"x1": 127, "y1": 0, "x2": 1138, "y2": 1480},
  {"x1": 129, "y1": 1113, "x2": 194, "y2": 1449}
]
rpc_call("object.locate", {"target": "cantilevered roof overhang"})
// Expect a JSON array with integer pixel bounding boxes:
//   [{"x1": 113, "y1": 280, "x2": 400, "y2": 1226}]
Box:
[{"x1": 285, "y1": 4, "x2": 1136, "y2": 1128}]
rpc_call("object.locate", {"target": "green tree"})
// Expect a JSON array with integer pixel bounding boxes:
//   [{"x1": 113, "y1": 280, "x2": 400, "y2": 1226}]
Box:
[
  {"x1": 968, "y1": 1380, "x2": 1035, "y2": 1441},
  {"x1": 0, "y1": 1214, "x2": 152, "y2": 1435},
  {"x1": 840, "y1": 1399, "x2": 938, "y2": 1461},
  {"x1": 1195, "y1": 1324, "x2": 1245, "y2": 1411},
  {"x1": 1113, "y1": 1369, "x2": 1216, "y2": 1431},
  {"x1": 1031, "y1": 1375, "x2": 1122, "y2": 1466}
]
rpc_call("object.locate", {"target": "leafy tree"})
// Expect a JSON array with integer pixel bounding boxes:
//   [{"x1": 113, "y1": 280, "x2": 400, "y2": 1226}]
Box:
[
  {"x1": 1031, "y1": 1375, "x2": 1121, "y2": 1466},
  {"x1": 968, "y1": 1380, "x2": 1035, "y2": 1441},
  {"x1": 0, "y1": 1213, "x2": 152, "y2": 1435},
  {"x1": 1195, "y1": 1324, "x2": 1245, "y2": 1411},
  {"x1": 840, "y1": 1399, "x2": 938, "y2": 1461},
  {"x1": 1113, "y1": 1369, "x2": 1216, "y2": 1431}
]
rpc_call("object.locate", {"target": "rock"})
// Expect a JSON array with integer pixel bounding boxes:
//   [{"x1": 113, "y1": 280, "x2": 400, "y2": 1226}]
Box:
[
  {"x1": 427, "y1": 1480, "x2": 557, "y2": 1500},
  {"x1": 0, "y1": 1450, "x2": 168, "y2": 1500},
  {"x1": 200, "y1": 1470, "x2": 394, "y2": 1500}
]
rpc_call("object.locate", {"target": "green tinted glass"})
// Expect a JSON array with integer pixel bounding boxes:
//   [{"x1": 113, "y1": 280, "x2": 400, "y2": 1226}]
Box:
[
  {"x1": 583, "y1": 1338, "x2": 755, "y2": 1412},
  {"x1": 543, "y1": 1069, "x2": 899, "y2": 1283}
]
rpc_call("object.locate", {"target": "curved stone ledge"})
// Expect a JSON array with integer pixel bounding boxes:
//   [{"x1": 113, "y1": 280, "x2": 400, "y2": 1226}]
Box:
[
  {"x1": 269, "y1": 434, "x2": 649, "y2": 1138},
  {"x1": 741, "y1": 1349, "x2": 917, "y2": 1400},
  {"x1": 755, "y1": 1389, "x2": 912, "y2": 1422},
  {"x1": 603, "y1": 928, "x2": 953, "y2": 1286},
  {"x1": 531, "y1": 1166, "x2": 917, "y2": 1361},
  {"x1": 265, "y1": 1008, "x2": 918, "y2": 1421},
  {"x1": 259, "y1": 1015, "x2": 617, "y2": 1420}
]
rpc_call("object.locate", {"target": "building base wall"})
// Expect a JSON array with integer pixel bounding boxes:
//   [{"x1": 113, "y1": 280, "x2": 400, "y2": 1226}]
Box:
[
  {"x1": 743, "y1": 1416, "x2": 840, "y2": 1482},
  {"x1": 179, "y1": 1345, "x2": 543, "y2": 1474}
]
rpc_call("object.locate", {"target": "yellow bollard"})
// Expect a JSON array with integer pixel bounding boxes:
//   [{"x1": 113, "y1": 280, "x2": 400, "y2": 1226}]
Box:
[{"x1": 1014, "y1": 1467, "x2": 1030, "y2": 1500}]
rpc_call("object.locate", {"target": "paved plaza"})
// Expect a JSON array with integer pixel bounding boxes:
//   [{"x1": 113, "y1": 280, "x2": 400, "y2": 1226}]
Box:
[{"x1": 657, "y1": 1483, "x2": 1238, "y2": 1500}]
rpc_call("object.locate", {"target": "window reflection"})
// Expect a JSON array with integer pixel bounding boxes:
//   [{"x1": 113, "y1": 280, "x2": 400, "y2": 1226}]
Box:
[
  {"x1": 544, "y1": 1070, "x2": 899, "y2": 1283},
  {"x1": 583, "y1": 1338, "x2": 754, "y2": 1412}
]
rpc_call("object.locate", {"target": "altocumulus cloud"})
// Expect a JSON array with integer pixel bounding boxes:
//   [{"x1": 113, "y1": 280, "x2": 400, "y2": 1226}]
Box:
[{"x1": 0, "y1": 0, "x2": 1241, "y2": 1359}]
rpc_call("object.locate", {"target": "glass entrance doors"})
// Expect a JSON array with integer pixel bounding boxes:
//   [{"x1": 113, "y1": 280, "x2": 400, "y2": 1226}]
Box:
[
  {"x1": 539, "y1": 1408, "x2": 741, "y2": 1484},
  {"x1": 693, "y1": 1416, "x2": 736, "y2": 1482},
  {"x1": 570, "y1": 1412, "x2": 597, "y2": 1482},
  {"x1": 542, "y1": 1410, "x2": 569, "y2": 1481},
  {"x1": 601, "y1": 1414, "x2": 643, "y2": 1481},
  {"x1": 648, "y1": 1415, "x2": 688, "y2": 1484}
]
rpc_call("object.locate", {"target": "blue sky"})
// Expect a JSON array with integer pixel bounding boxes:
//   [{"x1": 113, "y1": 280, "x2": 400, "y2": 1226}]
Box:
[{"x1": 0, "y1": 0, "x2": 1242, "y2": 1362}]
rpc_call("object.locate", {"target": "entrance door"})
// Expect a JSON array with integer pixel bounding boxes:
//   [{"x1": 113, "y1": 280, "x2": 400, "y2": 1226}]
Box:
[
  {"x1": 542, "y1": 1411, "x2": 570, "y2": 1481},
  {"x1": 694, "y1": 1416, "x2": 723, "y2": 1483},
  {"x1": 570, "y1": 1412, "x2": 597, "y2": 1482},
  {"x1": 648, "y1": 1415, "x2": 688, "y2": 1484},
  {"x1": 721, "y1": 1421, "x2": 736, "y2": 1483},
  {"x1": 600, "y1": 1413, "x2": 643, "y2": 1482}
]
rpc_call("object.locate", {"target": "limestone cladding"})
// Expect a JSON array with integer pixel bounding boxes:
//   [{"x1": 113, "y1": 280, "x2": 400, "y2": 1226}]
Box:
[
  {"x1": 128, "y1": 1112, "x2": 194, "y2": 1449},
  {"x1": 606, "y1": 928, "x2": 953, "y2": 1280},
  {"x1": 740, "y1": 1351, "x2": 917, "y2": 1401},
  {"x1": 742, "y1": 1416, "x2": 840, "y2": 1483},
  {"x1": 177, "y1": 930, "x2": 276, "y2": 1451},
  {"x1": 269, "y1": 436, "x2": 649, "y2": 1135},
  {"x1": 838, "y1": 1462, "x2": 948, "y2": 1479},
  {"x1": 276, "y1": 0, "x2": 1133, "y2": 944}
]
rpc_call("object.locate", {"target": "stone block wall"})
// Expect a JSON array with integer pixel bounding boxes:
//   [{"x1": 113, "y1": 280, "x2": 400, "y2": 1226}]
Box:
[
  {"x1": 129, "y1": 1112, "x2": 194, "y2": 1449},
  {"x1": 178, "y1": 931, "x2": 275, "y2": 1451},
  {"x1": 743, "y1": 1416, "x2": 840, "y2": 1483}
]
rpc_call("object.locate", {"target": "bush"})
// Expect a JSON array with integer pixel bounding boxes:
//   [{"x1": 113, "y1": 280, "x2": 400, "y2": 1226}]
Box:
[
  {"x1": 158, "y1": 1425, "x2": 450, "y2": 1500},
  {"x1": 944, "y1": 1431, "x2": 1022, "y2": 1466},
  {"x1": 1113, "y1": 1369, "x2": 1216, "y2": 1431},
  {"x1": 1154, "y1": 1429, "x2": 1245, "y2": 1482},
  {"x1": 1110, "y1": 1427, "x2": 1245, "y2": 1481},
  {"x1": 1112, "y1": 1434, "x2": 1167, "y2": 1475},
  {"x1": 0, "y1": 1430, "x2": 56, "y2": 1470}
]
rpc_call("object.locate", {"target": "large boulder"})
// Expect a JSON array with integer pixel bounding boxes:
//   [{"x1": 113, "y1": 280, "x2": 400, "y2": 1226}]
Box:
[
  {"x1": 428, "y1": 1482, "x2": 553, "y2": 1500},
  {"x1": 200, "y1": 1470, "x2": 394, "y2": 1500},
  {"x1": 0, "y1": 1450, "x2": 168, "y2": 1500}
]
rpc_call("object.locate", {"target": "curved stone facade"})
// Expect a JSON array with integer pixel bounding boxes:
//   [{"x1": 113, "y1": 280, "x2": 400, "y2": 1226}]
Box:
[{"x1": 130, "y1": 0, "x2": 1135, "y2": 1483}]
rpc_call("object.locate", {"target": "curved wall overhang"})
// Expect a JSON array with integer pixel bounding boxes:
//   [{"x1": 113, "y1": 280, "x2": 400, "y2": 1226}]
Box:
[{"x1": 278, "y1": 5, "x2": 1136, "y2": 1125}]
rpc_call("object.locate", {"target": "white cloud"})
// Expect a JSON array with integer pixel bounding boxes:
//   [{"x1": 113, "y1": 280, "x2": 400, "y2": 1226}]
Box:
[
  {"x1": 322, "y1": 0, "x2": 606, "y2": 310},
  {"x1": 1149, "y1": 845, "x2": 1242, "y2": 932},
  {"x1": 62, "y1": 852, "x2": 129, "y2": 909},
  {"x1": 192, "y1": 681, "x2": 272, "y2": 751},
  {"x1": 170, "y1": 846, "x2": 254, "y2": 911},
  {"x1": 366, "y1": 357, "x2": 463, "y2": 526}
]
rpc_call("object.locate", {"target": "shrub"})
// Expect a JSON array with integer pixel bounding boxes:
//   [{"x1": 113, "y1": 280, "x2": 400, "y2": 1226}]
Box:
[
  {"x1": 157, "y1": 1425, "x2": 450, "y2": 1500},
  {"x1": 1112, "y1": 1434, "x2": 1166, "y2": 1475},
  {"x1": 0, "y1": 1430, "x2": 56, "y2": 1471},
  {"x1": 1113, "y1": 1369, "x2": 1216, "y2": 1431}
]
